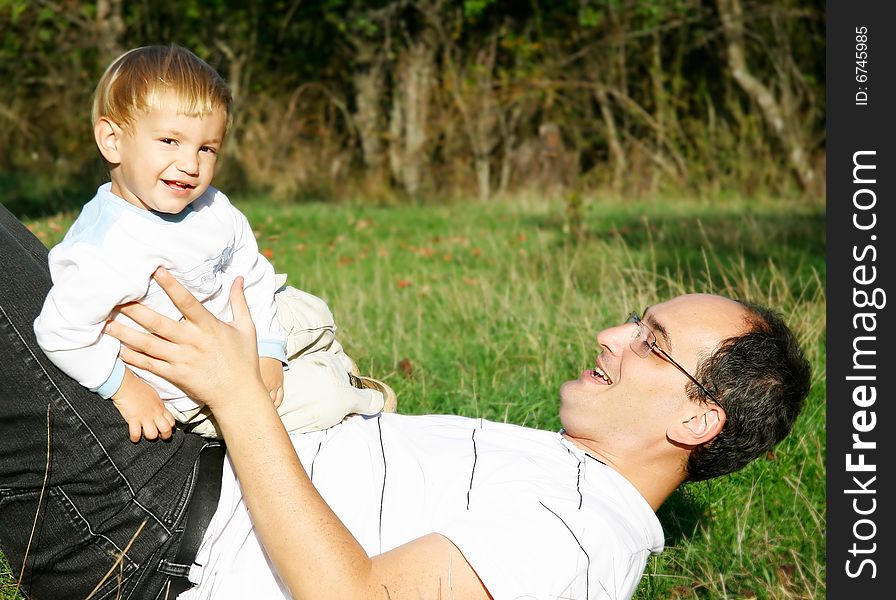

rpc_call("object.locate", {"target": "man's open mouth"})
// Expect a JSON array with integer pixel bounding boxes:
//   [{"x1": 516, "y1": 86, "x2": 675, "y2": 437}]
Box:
[{"x1": 592, "y1": 365, "x2": 612, "y2": 384}]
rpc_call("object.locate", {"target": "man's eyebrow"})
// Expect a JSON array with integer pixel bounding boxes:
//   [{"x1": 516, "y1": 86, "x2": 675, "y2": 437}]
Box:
[{"x1": 643, "y1": 307, "x2": 672, "y2": 351}]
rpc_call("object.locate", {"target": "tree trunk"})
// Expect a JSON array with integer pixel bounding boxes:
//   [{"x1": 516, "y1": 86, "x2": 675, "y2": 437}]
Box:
[
  {"x1": 95, "y1": 0, "x2": 124, "y2": 63},
  {"x1": 388, "y1": 36, "x2": 435, "y2": 197},
  {"x1": 352, "y1": 57, "x2": 385, "y2": 176},
  {"x1": 649, "y1": 31, "x2": 687, "y2": 185},
  {"x1": 468, "y1": 42, "x2": 498, "y2": 201},
  {"x1": 475, "y1": 155, "x2": 491, "y2": 201},
  {"x1": 715, "y1": 0, "x2": 815, "y2": 190},
  {"x1": 387, "y1": 83, "x2": 405, "y2": 190},
  {"x1": 593, "y1": 84, "x2": 627, "y2": 192},
  {"x1": 432, "y1": 6, "x2": 500, "y2": 201},
  {"x1": 497, "y1": 103, "x2": 523, "y2": 196}
]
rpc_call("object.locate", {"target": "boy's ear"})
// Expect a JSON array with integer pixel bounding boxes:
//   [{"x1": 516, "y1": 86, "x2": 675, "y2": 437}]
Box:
[
  {"x1": 94, "y1": 117, "x2": 123, "y2": 164},
  {"x1": 667, "y1": 404, "x2": 726, "y2": 446}
]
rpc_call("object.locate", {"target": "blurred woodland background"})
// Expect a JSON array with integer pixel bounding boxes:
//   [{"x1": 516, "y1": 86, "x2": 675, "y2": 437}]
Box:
[{"x1": 1, "y1": 0, "x2": 824, "y2": 215}]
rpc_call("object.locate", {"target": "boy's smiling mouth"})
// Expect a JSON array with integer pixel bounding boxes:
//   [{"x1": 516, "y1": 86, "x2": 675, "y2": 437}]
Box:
[
  {"x1": 162, "y1": 179, "x2": 196, "y2": 192},
  {"x1": 163, "y1": 179, "x2": 196, "y2": 191}
]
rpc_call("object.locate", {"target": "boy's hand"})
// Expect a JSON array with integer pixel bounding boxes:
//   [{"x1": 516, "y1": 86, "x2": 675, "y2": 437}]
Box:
[
  {"x1": 111, "y1": 368, "x2": 176, "y2": 442},
  {"x1": 260, "y1": 357, "x2": 285, "y2": 407}
]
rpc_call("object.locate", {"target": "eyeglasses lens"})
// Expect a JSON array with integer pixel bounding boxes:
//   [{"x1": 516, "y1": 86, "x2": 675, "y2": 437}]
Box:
[{"x1": 628, "y1": 314, "x2": 654, "y2": 358}]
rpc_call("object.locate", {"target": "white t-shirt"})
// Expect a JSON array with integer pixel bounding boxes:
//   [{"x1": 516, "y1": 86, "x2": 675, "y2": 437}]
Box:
[
  {"x1": 33, "y1": 183, "x2": 286, "y2": 409},
  {"x1": 184, "y1": 413, "x2": 664, "y2": 600}
]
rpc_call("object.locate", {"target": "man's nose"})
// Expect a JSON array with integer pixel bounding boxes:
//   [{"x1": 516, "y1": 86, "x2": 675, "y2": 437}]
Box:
[{"x1": 596, "y1": 322, "x2": 635, "y2": 354}]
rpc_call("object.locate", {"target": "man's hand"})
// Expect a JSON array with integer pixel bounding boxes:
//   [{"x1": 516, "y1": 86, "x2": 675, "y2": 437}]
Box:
[
  {"x1": 260, "y1": 356, "x2": 285, "y2": 407},
  {"x1": 106, "y1": 270, "x2": 266, "y2": 413},
  {"x1": 111, "y1": 367, "x2": 176, "y2": 442}
]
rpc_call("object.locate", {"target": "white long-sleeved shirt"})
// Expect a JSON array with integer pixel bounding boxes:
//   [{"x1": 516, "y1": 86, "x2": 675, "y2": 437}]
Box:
[{"x1": 34, "y1": 183, "x2": 286, "y2": 410}]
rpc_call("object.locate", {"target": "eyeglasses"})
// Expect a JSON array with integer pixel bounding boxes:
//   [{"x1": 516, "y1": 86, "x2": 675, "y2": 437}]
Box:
[{"x1": 627, "y1": 312, "x2": 718, "y2": 403}]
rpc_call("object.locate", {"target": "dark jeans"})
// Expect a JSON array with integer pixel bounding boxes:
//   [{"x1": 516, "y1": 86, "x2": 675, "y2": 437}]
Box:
[{"x1": 0, "y1": 203, "x2": 219, "y2": 600}]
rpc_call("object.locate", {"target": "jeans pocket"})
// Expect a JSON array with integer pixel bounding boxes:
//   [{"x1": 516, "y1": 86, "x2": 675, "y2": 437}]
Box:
[{"x1": 0, "y1": 487, "x2": 139, "y2": 600}]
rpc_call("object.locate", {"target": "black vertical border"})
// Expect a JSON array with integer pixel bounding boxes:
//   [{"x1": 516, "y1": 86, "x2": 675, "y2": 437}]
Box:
[{"x1": 827, "y1": 1, "x2": 896, "y2": 595}]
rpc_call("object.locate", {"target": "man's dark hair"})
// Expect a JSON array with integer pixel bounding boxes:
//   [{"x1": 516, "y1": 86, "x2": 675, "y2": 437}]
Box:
[{"x1": 685, "y1": 302, "x2": 812, "y2": 481}]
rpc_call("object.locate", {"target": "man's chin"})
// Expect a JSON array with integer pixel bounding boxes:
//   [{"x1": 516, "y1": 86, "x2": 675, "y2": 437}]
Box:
[
  {"x1": 559, "y1": 377, "x2": 588, "y2": 397},
  {"x1": 558, "y1": 380, "x2": 586, "y2": 415}
]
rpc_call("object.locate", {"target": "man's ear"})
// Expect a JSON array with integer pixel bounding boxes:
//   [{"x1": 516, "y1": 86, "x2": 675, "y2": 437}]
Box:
[
  {"x1": 94, "y1": 117, "x2": 123, "y2": 164},
  {"x1": 668, "y1": 404, "x2": 726, "y2": 446}
]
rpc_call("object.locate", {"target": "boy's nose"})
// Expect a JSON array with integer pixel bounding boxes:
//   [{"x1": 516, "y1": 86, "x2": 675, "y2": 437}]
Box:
[{"x1": 176, "y1": 152, "x2": 199, "y2": 176}]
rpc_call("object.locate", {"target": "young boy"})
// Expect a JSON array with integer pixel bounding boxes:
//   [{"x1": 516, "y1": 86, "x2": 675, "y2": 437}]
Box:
[{"x1": 33, "y1": 45, "x2": 391, "y2": 441}]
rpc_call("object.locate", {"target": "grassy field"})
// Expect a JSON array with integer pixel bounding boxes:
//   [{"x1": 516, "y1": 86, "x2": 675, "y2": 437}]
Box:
[{"x1": 3, "y1": 192, "x2": 825, "y2": 599}]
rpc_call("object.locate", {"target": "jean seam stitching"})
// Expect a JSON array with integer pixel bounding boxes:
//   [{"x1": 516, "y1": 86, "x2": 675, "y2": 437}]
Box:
[
  {"x1": 2, "y1": 306, "x2": 176, "y2": 536},
  {"x1": 57, "y1": 487, "x2": 128, "y2": 556},
  {"x1": 0, "y1": 304, "x2": 135, "y2": 495}
]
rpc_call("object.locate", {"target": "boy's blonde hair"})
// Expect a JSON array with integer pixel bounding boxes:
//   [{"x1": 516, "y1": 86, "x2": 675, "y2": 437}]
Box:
[{"x1": 92, "y1": 45, "x2": 232, "y2": 132}]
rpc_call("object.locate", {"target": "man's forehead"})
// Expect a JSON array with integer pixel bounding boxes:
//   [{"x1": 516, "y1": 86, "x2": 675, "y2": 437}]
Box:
[{"x1": 645, "y1": 294, "x2": 748, "y2": 350}]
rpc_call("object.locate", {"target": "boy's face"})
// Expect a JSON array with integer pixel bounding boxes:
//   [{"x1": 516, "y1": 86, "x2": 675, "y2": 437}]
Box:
[{"x1": 97, "y1": 92, "x2": 227, "y2": 213}]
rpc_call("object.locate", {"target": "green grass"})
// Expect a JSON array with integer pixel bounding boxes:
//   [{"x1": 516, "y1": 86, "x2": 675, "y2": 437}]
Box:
[
  {"x1": 0, "y1": 553, "x2": 15, "y2": 600},
  {"x1": 6, "y1": 192, "x2": 825, "y2": 599}
]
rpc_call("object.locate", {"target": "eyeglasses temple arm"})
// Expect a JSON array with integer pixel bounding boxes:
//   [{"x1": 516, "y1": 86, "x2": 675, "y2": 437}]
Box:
[{"x1": 651, "y1": 346, "x2": 717, "y2": 403}]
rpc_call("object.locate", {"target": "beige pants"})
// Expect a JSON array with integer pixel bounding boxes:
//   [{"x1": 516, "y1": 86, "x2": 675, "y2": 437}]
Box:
[{"x1": 173, "y1": 276, "x2": 396, "y2": 438}]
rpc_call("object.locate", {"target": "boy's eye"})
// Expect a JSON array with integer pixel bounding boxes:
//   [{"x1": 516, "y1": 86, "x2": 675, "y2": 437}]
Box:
[
  {"x1": 200, "y1": 146, "x2": 218, "y2": 154},
  {"x1": 159, "y1": 138, "x2": 176, "y2": 145}
]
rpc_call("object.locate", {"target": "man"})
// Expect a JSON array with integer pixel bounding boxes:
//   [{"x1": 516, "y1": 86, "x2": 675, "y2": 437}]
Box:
[
  {"x1": 0, "y1": 202, "x2": 810, "y2": 599},
  {"x1": 106, "y1": 273, "x2": 811, "y2": 600}
]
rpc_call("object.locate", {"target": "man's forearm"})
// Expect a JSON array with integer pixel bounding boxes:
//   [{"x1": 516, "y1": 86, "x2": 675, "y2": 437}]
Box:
[{"x1": 211, "y1": 389, "x2": 377, "y2": 599}]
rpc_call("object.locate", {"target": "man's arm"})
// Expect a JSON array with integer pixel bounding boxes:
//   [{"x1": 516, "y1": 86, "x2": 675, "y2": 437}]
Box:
[
  {"x1": 107, "y1": 270, "x2": 491, "y2": 599},
  {"x1": 212, "y1": 385, "x2": 490, "y2": 599}
]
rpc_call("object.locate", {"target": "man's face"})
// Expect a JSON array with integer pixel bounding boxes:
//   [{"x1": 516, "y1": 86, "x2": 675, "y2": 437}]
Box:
[
  {"x1": 105, "y1": 92, "x2": 226, "y2": 213},
  {"x1": 559, "y1": 294, "x2": 748, "y2": 459}
]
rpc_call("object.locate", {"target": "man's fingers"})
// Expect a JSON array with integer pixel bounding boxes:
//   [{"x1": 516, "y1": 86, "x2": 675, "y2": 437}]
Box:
[
  {"x1": 229, "y1": 277, "x2": 255, "y2": 333},
  {"x1": 106, "y1": 320, "x2": 173, "y2": 364},
  {"x1": 105, "y1": 320, "x2": 170, "y2": 358},
  {"x1": 116, "y1": 301, "x2": 179, "y2": 339},
  {"x1": 153, "y1": 267, "x2": 211, "y2": 325},
  {"x1": 117, "y1": 344, "x2": 171, "y2": 378}
]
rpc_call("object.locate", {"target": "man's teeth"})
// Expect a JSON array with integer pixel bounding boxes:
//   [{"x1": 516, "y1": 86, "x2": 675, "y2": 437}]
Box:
[{"x1": 593, "y1": 367, "x2": 612, "y2": 384}]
